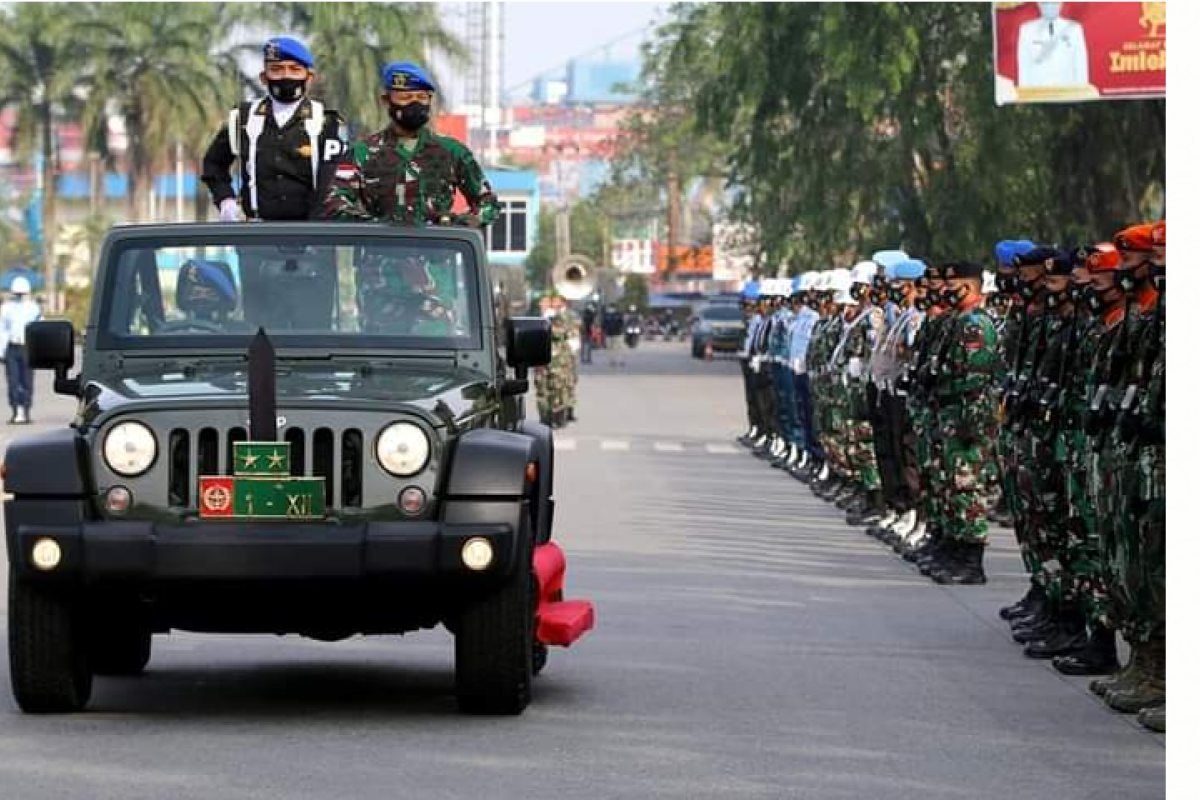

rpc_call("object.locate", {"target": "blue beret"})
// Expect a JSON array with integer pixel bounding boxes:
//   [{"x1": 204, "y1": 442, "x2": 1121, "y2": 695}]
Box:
[
  {"x1": 382, "y1": 62, "x2": 436, "y2": 92},
  {"x1": 994, "y1": 239, "x2": 1035, "y2": 268},
  {"x1": 893, "y1": 258, "x2": 927, "y2": 280},
  {"x1": 872, "y1": 250, "x2": 909, "y2": 269},
  {"x1": 264, "y1": 37, "x2": 313, "y2": 69}
]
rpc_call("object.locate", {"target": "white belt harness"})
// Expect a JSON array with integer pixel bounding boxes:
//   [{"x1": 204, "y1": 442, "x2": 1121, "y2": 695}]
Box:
[{"x1": 229, "y1": 99, "x2": 324, "y2": 214}]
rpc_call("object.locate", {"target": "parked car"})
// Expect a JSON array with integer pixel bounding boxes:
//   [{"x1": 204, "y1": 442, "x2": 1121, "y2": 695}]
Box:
[{"x1": 691, "y1": 303, "x2": 747, "y2": 358}]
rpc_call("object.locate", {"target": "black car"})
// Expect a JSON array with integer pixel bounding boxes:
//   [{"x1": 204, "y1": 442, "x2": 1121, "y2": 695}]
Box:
[
  {"x1": 691, "y1": 303, "x2": 747, "y2": 358},
  {"x1": 5, "y1": 222, "x2": 594, "y2": 715}
]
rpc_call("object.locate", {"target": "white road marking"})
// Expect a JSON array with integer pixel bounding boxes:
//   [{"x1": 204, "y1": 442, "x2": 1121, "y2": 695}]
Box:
[
  {"x1": 654, "y1": 442, "x2": 684, "y2": 452},
  {"x1": 601, "y1": 440, "x2": 631, "y2": 452},
  {"x1": 705, "y1": 443, "x2": 738, "y2": 454},
  {"x1": 555, "y1": 438, "x2": 577, "y2": 451}
]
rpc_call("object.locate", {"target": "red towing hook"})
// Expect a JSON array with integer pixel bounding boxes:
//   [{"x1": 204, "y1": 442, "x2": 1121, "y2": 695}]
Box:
[{"x1": 533, "y1": 543, "x2": 595, "y2": 646}]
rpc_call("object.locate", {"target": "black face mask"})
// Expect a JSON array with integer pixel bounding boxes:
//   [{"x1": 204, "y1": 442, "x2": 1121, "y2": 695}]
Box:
[
  {"x1": 390, "y1": 101, "x2": 431, "y2": 130},
  {"x1": 1151, "y1": 265, "x2": 1165, "y2": 291},
  {"x1": 267, "y1": 78, "x2": 307, "y2": 103},
  {"x1": 1118, "y1": 271, "x2": 1139, "y2": 293},
  {"x1": 1086, "y1": 285, "x2": 1120, "y2": 313},
  {"x1": 914, "y1": 294, "x2": 931, "y2": 312},
  {"x1": 1069, "y1": 283, "x2": 1086, "y2": 303},
  {"x1": 1019, "y1": 280, "x2": 1041, "y2": 301},
  {"x1": 997, "y1": 273, "x2": 1017, "y2": 294},
  {"x1": 1045, "y1": 289, "x2": 1067, "y2": 310}
]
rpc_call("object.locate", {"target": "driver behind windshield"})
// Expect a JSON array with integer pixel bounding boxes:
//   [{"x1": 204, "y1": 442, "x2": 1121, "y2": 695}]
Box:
[
  {"x1": 175, "y1": 259, "x2": 239, "y2": 330},
  {"x1": 357, "y1": 250, "x2": 453, "y2": 335}
]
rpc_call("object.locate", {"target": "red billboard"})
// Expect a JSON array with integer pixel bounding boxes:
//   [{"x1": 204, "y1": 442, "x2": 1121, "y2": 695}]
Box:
[{"x1": 993, "y1": 2, "x2": 1165, "y2": 104}]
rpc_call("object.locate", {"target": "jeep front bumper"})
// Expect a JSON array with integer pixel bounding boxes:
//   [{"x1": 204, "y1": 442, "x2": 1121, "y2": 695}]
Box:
[{"x1": 9, "y1": 519, "x2": 517, "y2": 582}]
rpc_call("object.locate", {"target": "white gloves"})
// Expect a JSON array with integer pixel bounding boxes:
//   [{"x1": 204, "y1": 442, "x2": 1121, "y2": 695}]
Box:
[
  {"x1": 219, "y1": 198, "x2": 243, "y2": 222},
  {"x1": 847, "y1": 357, "x2": 863, "y2": 379}
]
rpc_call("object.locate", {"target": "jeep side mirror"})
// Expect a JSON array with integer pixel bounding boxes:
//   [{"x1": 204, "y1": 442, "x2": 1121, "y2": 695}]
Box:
[
  {"x1": 27, "y1": 320, "x2": 81, "y2": 396},
  {"x1": 501, "y1": 317, "x2": 551, "y2": 398},
  {"x1": 506, "y1": 317, "x2": 551, "y2": 369}
]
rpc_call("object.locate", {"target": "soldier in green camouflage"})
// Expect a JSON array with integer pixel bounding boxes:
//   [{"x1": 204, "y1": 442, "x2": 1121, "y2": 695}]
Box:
[
  {"x1": 534, "y1": 306, "x2": 577, "y2": 429},
  {"x1": 838, "y1": 263, "x2": 887, "y2": 523},
  {"x1": 926, "y1": 262, "x2": 1000, "y2": 586},
  {"x1": 322, "y1": 62, "x2": 499, "y2": 228},
  {"x1": 906, "y1": 265, "x2": 953, "y2": 566},
  {"x1": 1095, "y1": 224, "x2": 1165, "y2": 718}
]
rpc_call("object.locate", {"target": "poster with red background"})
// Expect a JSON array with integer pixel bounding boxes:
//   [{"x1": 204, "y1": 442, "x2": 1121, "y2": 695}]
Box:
[{"x1": 993, "y1": 2, "x2": 1165, "y2": 104}]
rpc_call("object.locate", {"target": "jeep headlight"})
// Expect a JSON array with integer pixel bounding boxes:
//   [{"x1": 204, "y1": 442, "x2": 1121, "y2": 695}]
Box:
[
  {"x1": 103, "y1": 421, "x2": 157, "y2": 477},
  {"x1": 375, "y1": 422, "x2": 430, "y2": 477}
]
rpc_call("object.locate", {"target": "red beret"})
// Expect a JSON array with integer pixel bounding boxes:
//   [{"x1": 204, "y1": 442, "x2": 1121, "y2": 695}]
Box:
[
  {"x1": 1086, "y1": 243, "x2": 1121, "y2": 273},
  {"x1": 1113, "y1": 223, "x2": 1155, "y2": 252}
]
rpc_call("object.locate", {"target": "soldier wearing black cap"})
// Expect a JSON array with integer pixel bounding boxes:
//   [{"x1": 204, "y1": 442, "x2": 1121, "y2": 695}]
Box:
[
  {"x1": 201, "y1": 36, "x2": 346, "y2": 221},
  {"x1": 923, "y1": 261, "x2": 1000, "y2": 585}
]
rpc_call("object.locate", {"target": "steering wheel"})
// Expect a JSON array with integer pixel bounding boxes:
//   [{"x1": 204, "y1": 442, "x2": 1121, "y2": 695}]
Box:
[{"x1": 155, "y1": 318, "x2": 227, "y2": 335}]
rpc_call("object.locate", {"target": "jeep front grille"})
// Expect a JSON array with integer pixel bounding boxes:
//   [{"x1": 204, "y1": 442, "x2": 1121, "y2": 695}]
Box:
[{"x1": 168, "y1": 426, "x2": 364, "y2": 510}]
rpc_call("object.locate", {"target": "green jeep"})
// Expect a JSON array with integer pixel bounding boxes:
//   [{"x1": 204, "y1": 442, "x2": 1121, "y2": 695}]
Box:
[{"x1": 4, "y1": 222, "x2": 594, "y2": 715}]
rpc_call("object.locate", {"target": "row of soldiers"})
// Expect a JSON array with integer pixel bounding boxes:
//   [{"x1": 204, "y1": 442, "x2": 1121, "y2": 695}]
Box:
[{"x1": 735, "y1": 222, "x2": 1165, "y2": 733}]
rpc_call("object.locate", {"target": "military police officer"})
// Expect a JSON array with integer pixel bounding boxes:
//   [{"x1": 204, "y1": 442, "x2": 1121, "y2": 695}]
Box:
[
  {"x1": 323, "y1": 62, "x2": 499, "y2": 227},
  {"x1": 202, "y1": 36, "x2": 346, "y2": 222}
]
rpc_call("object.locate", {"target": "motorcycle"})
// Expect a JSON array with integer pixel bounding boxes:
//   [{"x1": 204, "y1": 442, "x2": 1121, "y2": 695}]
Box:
[{"x1": 624, "y1": 324, "x2": 642, "y2": 349}]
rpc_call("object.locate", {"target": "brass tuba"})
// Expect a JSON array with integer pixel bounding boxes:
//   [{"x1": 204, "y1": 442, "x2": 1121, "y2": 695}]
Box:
[{"x1": 552, "y1": 254, "x2": 598, "y2": 301}]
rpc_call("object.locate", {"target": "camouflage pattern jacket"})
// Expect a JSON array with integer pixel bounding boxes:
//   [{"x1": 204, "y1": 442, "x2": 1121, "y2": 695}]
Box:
[{"x1": 322, "y1": 126, "x2": 499, "y2": 227}]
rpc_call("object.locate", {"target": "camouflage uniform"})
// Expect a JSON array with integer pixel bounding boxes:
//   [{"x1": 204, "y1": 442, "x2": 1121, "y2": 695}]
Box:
[
  {"x1": 907, "y1": 310, "x2": 952, "y2": 535},
  {"x1": 1009, "y1": 307, "x2": 1052, "y2": 593},
  {"x1": 322, "y1": 126, "x2": 499, "y2": 226},
  {"x1": 814, "y1": 315, "x2": 850, "y2": 480},
  {"x1": 534, "y1": 315, "x2": 576, "y2": 426},
  {"x1": 834, "y1": 306, "x2": 885, "y2": 493},
  {"x1": 935, "y1": 298, "x2": 1000, "y2": 545}
]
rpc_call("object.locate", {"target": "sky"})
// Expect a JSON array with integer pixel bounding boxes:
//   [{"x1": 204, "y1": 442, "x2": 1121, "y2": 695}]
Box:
[
  {"x1": 503, "y1": 2, "x2": 669, "y2": 92},
  {"x1": 431, "y1": 2, "x2": 670, "y2": 107}
]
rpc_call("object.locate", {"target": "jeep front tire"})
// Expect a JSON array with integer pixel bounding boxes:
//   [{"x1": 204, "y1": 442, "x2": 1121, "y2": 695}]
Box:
[
  {"x1": 455, "y1": 519, "x2": 534, "y2": 715},
  {"x1": 9, "y1": 572, "x2": 92, "y2": 713}
]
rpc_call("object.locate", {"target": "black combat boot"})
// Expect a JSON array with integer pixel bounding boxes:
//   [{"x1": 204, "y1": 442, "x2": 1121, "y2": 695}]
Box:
[
  {"x1": 795, "y1": 457, "x2": 820, "y2": 483},
  {"x1": 1052, "y1": 626, "x2": 1121, "y2": 676},
  {"x1": 567, "y1": 407, "x2": 577, "y2": 422},
  {"x1": 834, "y1": 484, "x2": 861, "y2": 509},
  {"x1": 932, "y1": 542, "x2": 987, "y2": 585},
  {"x1": 904, "y1": 527, "x2": 940, "y2": 563},
  {"x1": 918, "y1": 539, "x2": 957, "y2": 576},
  {"x1": 848, "y1": 491, "x2": 886, "y2": 527},
  {"x1": 1023, "y1": 612, "x2": 1086, "y2": 658},
  {"x1": 1000, "y1": 583, "x2": 1045, "y2": 621},
  {"x1": 1012, "y1": 612, "x2": 1060, "y2": 644},
  {"x1": 841, "y1": 487, "x2": 868, "y2": 514}
]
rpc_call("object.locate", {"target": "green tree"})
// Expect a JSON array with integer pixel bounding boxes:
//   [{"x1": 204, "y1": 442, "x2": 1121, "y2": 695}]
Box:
[
  {"x1": 617, "y1": 3, "x2": 1166, "y2": 271},
  {"x1": 81, "y1": 3, "x2": 239, "y2": 220},
  {"x1": 0, "y1": 2, "x2": 95, "y2": 301},
  {"x1": 275, "y1": 3, "x2": 468, "y2": 132}
]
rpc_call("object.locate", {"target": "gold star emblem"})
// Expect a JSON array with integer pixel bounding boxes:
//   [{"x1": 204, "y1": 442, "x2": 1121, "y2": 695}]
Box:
[
  {"x1": 267, "y1": 452, "x2": 286, "y2": 469},
  {"x1": 241, "y1": 453, "x2": 259, "y2": 469}
]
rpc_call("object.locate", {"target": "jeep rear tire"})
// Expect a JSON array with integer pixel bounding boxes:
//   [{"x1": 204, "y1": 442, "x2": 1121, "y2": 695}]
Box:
[
  {"x1": 9, "y1": 573, "x2": 92, "y2": 713},
  {"x1": 455, "y1": 518, "x2": 534, "y2": 715},
  {"x1": 88, "y1": 623, "x2": 151, "y2": 676}
]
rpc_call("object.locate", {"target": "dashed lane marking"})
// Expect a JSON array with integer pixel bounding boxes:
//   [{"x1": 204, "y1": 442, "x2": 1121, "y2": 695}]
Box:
[
  {"x1": 653, "y1": 441, "x2": 684, "y2": 452},
  {"x1": 555, "y1": 438, "x2": 577, "y2": 451},
  {"x1": 600, "y1": 440, "x2": 631, "y2": 452},
  {"x1": 705, "y1": 443, "x2": 738, "y2": 454}
]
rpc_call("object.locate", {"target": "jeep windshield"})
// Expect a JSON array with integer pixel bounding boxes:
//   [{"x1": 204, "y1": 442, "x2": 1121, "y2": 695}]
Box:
[{"x1": 97, "y1": 231, "x2": 483, "y2": 351}]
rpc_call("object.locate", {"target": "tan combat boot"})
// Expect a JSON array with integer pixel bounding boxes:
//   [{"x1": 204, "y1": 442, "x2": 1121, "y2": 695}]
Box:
[{"x1": 1106, "y1": 638, "x2": 1165, "y2": 714}]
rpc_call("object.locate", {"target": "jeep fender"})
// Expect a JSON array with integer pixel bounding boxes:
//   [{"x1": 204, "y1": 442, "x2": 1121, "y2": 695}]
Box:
[
  {"x1": 4, "y1": 429, "x2": 92, "y2": 496},
  {"x1": 441, "y1": 429, "x2": 537, "y2": 577},
  {"x1": 516, "y1": 421, "x2": 554, "y2": 544}
]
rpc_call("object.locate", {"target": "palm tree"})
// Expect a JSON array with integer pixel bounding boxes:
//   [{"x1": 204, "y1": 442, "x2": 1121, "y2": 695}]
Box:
[
  {"x1": 277, "y1": 3, "x2": 469, "y2": 131},
  {"x1": 0, "y1": 3, "x2": 94, "y2": 307},
  {"x1": 81, "y1": 3, "x2": 238, "y2": 220}
]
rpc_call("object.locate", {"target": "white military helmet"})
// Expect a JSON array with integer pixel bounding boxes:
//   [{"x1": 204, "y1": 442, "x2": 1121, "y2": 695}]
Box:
[
  {"x1": 827, "y1": 268, "x2": 853, "y2": 304},
  {"x1": 10, "y1": 276, "x2": 31, "y2": 295},
  {"x1": 982, "y1": 270, "x2": 997, "y2": 294},
  {"x1": 850, "y1": 261, "x2": 876, "y2": 285}
]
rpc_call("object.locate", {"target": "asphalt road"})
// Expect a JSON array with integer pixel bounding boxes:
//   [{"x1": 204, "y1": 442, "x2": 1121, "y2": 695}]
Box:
[{"x1": 0, "y1": 342, "x2": 1164, "y2": 799}]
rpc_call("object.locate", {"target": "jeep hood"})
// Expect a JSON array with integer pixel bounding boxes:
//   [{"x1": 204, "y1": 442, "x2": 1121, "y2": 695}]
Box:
[{"x1": 80, "y1": 361, "x2": 495, "y2": 427}]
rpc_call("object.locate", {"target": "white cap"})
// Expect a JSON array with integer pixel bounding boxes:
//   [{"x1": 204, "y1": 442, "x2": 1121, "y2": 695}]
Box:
[
  {"x1": 851, "y1": 261, "x2": 877, "y2": 285},
  {"x1": 799, "y1": 271, "x2": 818, "y2": 291},
  {"x1": 11, "y1": 276, "x2": 31, "y2": 295},
  {"x1": 826, "y1": 268, "x2": 852, "y2": 294}
]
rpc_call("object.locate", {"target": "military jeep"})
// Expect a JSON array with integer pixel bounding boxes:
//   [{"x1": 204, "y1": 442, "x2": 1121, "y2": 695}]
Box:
[{"x1": 4, "y1": 223, "x2": 594, "y2": 715}]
